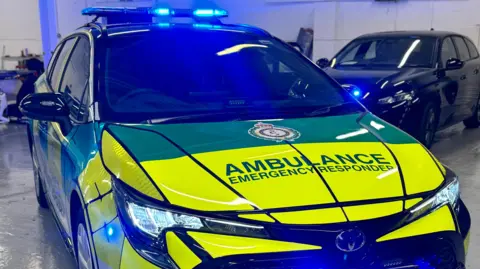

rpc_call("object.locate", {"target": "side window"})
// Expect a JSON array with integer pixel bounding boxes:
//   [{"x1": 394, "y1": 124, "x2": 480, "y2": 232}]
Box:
[
  {"x1": 441, "y1": 37, "x2": 458, "y2": 66},
  {"x1": 49, "y1": 38, "x2": 76, "y2": 91},
  {"x1": 465, "y1": 38, "x2": 479, "y2": 59},
  {"x1": 453, "y1": 36, "x2": 470, "y2": 61},
  {"x1": 59, "y1": 37, "x2": 91, "y2": 122}
]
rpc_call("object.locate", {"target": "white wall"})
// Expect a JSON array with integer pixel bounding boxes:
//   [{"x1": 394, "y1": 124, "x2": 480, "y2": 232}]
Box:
[
  {"x1": 37, "y1": 0, "x2": 480, "y2": 66},
  {"x1": 0, "y1": 0, "x2": 42, "y2": 69},
  {"x1": 210, "y1": 0, "x2": 480, "y2": 60}
]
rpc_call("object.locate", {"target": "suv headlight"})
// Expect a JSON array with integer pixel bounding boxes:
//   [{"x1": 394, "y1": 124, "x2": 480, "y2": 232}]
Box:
[
  {"x1": 378, "y1": 91, "x2": 414, "y2": 105},
  {"x1": 112, "y1": 178, "x2": 268, "y2": 266},
  {"x1": 407, "y1": 176, "x2": 459, "y2": 222}
]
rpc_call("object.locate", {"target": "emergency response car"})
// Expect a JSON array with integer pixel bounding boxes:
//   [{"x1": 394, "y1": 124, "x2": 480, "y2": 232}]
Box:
[{"x1": 20, "y1": 6, "x2": 470, "y2": 269}]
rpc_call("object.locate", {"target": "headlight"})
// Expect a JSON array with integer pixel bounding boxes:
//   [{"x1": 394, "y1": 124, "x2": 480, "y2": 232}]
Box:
[
  {"x1": 113, "y1": 178, "x2": 269, "y2": 267},
  {"x1": 113, "y1": 177, "x2": 268, "y2": 239},
  {"x1": 126, "y1": 201, "x2": 267, "y2": 239},
  {"x1": 127, "y1": 203, "x2": 204, "y2": 236},
  {"x1": 378, "y1": 91, "x2": 414, "y2": 105},
  {"x1": 408, "y1": 176, "x2": 459, "y2": 222},
  {"x1": 341, "y1": 84, "x2": 362, "y2": 98}
]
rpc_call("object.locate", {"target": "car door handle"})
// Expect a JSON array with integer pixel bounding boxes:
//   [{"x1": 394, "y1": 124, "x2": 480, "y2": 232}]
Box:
[
  {"x1": 474, "y1": 68, "x2": 479, "y2": 75},
  {"x1": 461, "y1": 74, "x2": 467, "y2": 80}
]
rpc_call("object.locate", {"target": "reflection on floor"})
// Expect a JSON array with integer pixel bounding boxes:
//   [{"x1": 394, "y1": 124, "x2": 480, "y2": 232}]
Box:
[{"x1": 0, "y1": 122, "x2": 479, "y2": 268}]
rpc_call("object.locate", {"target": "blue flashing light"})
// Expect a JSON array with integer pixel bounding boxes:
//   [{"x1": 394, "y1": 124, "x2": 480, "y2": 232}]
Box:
[
  {"x1": 193, "y1": 23, "x2": 221, "y2": 29},
  {"x1": 353, "y1": 90, "x2": 361, "y2": 97},
  {"x1": 157, "y1": 23, "x2": 170, "y2": 27},
  {"x1": 413, "y1": 258, "x2": 435, "y2": 269},
  {"x1": 193, "y1": 9, "x2": 228, "y2": 18},
  {"x1": 152, "y1": 8, "x2": 171, "y2": 16},
  {"x1": 107, "y1": 227, "x2": 114, "y2": 237}
]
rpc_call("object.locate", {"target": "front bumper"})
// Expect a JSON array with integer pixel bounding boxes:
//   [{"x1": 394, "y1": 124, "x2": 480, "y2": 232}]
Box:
[
  {"x1": 366, "y1": 99, "x2": 427, "y2": 137},
  {"x1": 120, "y1": 200, "x2": 470, "y2": 269}
]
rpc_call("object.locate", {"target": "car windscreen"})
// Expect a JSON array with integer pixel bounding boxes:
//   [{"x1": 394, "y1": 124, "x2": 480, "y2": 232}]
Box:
[
  {"x1": 333, "y1": 36, "x2": 437, "y2": 69},
  {"x1": 99, "y1": 28, "x2": 362, "y2": 123}
]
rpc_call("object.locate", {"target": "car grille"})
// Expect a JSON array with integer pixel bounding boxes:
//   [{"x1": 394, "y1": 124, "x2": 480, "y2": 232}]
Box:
[{"x1": 206, "y1": 236, "x2": 460, "y2": 269}]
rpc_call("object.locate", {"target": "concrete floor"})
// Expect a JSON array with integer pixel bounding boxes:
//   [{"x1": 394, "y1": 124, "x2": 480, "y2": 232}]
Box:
[{"x1": 0, "y1": 122, "x2": 479, "y2": 269}]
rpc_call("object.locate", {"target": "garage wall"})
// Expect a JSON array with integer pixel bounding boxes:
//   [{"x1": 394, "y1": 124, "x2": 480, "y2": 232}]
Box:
[
  {"x1": 211, "y1": 0, "x2": 480, "y2": 61},
  {"x1": 29, "y1": 0, "x2": 480, "y2": 67},
  {"x1": 0, "y1": 0, "x2": 42, "y2": 69}
]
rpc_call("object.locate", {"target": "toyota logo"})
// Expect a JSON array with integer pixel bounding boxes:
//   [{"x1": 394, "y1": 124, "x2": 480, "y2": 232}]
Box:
[{"x1": 335, "y1": 229, "x2": 366, "y2": 252}]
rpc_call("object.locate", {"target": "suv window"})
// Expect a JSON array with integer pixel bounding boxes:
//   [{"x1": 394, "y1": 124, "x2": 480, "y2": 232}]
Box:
[
  {"x1": 453, "y1": 36, "x2": 470, "y2": 61},
  {"x1": 59, "y1": 37, "x2": 91, "y2": 122},
  {"x1": 465, "y1": 38, "x2": 479, "y2": 59},
  {"x1": 49, "y1": 38, "x2": 76, "y2": 91},
  {"x1": 334, "y1": 37, "x2": 436, "y2": 68},
  {"x1": 441, "y1": 37, "x2": 458, "y2": 67}
]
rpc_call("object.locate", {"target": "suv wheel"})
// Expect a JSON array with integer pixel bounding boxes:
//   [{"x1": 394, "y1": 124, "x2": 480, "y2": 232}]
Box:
[
  {"x1": 463, "y1": 95, "x2": 480, "y2": 128},
  {"x1": 416, "y1": 102, "x2": 438, "y2": 149}
]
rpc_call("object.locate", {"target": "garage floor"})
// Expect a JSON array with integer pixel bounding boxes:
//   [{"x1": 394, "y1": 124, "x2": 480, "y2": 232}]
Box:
[{"x1": 0, "y1": 122, "x2": 479, "y2": 269}]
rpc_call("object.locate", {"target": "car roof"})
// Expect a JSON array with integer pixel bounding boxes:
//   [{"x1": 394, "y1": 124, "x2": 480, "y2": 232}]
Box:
[
  {"x1": 78, "y1": 22, "x2": 271, "y2": 39},
  {"x1": 356, "y1": 30, "x2": 460, "y2": 39}
]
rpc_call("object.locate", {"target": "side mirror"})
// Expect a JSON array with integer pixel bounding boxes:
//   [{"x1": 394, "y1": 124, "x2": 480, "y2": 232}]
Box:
[
  {"x1": 316, "y1": 58, "x2": 330, "y2": 68},
  {"x1": 445, "y1": 58, "x2": 464, "y2": 70},
  {"x1": 20, "y1": 92, "x2": 71, "y2": 132}
]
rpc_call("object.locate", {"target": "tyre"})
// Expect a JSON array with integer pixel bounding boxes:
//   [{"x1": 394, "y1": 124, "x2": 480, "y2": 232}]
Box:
[
  {"x1": 73, "y1": 208, "x2": 94, "y2": 269},
  {"x1": 415, "y1": 102, "x2": 438, "y2": 149},
  {"x1": 463, "y1": 96, "x2": 480, "y2": 128},
  {"x1": 32, "y1": 145, "x2": 48, "y2": 208}
]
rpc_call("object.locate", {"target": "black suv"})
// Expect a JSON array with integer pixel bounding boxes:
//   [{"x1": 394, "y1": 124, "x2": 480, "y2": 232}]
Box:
[{"x1": 317, "y1": 31, "x2": 480, "y2": 148}]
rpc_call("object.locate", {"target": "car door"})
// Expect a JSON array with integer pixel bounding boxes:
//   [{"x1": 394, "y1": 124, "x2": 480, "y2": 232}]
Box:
[
  {"x1": 464, "y1": 37, "x2": 480, "y2": 114},
  {"x1": 437, "y1": 36, "x2": 461, "y2": 126},
  {"x1": 452, "y1": 35, "x2": 477, "y2": 121},
  {"x1": 33, "y1": 37, "x2": 77, "y2": 199},
  {"x1": 47, "y1": 35, "x2": 92, "y2": 232}
]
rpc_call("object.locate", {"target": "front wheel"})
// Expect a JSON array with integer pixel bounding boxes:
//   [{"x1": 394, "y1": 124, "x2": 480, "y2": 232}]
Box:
[
  {"x1": 463, "y1": 96, "x2": 480, "y2": 128},
  {"x1": 32, "y1": 145, "x2": 48, "y2": 208},
  {"x1": 415, "y1": 102, "x2": 438, "y2": 149},
  {"x1": 74, "y1": 209, "x2": 94, "y2": 269}
]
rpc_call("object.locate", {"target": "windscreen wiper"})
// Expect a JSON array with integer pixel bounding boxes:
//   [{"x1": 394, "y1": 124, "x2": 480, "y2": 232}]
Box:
[
  {"x1": 304, "y1": 102, "x2": 362, "y2": 117},
  {"x1": 147, "y1": 111, "x2": 242, "y2": 124}
]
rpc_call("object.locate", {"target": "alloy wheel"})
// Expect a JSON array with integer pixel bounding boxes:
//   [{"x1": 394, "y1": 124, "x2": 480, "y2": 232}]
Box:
[
  {"x1": 77, "y1": 223, "x2": 93, "y2": 269},
  {"x1": 424, "y1": 107, "x2": 436, "y2": 146},
  {"x1": 476, "y1": 97, "x2": 480, "y2": 122},
  {"x1": 32, "y1": 147, "x2": 41, "y2": 198}
]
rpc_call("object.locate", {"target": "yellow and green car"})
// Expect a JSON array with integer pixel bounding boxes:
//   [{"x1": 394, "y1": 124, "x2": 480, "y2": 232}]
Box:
[{"x1": 21, "y1": 6, "x2": 470, "y2": 269}]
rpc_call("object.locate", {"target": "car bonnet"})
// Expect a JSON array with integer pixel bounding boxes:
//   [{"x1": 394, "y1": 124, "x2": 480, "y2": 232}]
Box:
[{"x1": 100, "y1": 112, "x2": 446, "y2": 223}]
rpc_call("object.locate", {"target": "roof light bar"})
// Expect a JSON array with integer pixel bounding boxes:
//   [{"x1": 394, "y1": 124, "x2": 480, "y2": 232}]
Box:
[{"x1": 81, "y1": 7, "x2": 228, "y2": 19}]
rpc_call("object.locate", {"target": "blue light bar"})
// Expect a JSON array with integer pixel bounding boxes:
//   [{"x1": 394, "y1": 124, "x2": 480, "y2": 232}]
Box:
[
  {"x1": 82, "y1": 7, "x2": 228, "y2": 19},
  {"x1": 193, "y1": 9, "x2": 228, "y2": 18}
]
